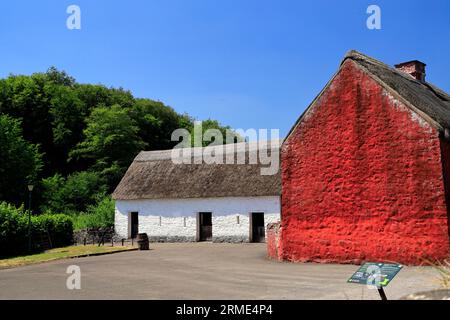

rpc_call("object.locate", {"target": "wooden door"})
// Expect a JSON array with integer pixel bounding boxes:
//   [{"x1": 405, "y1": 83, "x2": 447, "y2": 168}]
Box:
[
  {"x1": 128, "y1": 212, "x2": 139, "y2": 239},
  {"x1": 250, "y1": 212, "x2": 265, "y2": 243},
  {"x1": 198, "y1": 212, "x2": 212, "y2": 241}
]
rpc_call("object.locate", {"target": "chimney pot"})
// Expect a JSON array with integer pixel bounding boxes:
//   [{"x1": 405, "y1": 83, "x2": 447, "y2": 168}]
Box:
[{"x1": 395, "y1": 60, "x2": 426, "y2": 82}]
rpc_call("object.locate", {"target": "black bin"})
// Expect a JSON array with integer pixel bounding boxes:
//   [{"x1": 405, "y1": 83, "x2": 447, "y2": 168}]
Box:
[{"x1": 136, "y1": 233, "x2": 149, "y2": 250}]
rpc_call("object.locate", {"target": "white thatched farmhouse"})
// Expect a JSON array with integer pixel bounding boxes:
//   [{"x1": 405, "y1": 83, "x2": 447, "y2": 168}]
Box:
[{"x1": 112, "y1": 142, "x2": 281, "y2": 242}]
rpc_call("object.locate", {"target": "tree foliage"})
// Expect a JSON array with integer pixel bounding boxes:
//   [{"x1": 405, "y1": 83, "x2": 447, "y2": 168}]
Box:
[
  {"x1": 0, "y1": 67, "x2": 234, "y2": 221},
  {"x1": 0, "y1": 115, "x2": 42, "y2": 205},
  {"x1": 40, "y1": 172, "x2": 107, "y2": 215},
  {"x1": 71, "y1": 196, "x2": 115, "y2": 231}
]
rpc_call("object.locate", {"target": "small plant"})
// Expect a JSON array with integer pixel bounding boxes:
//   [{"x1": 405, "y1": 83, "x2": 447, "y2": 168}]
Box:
[{"x1": 434, "y1": 260, "x2": 450, "y2": 288}]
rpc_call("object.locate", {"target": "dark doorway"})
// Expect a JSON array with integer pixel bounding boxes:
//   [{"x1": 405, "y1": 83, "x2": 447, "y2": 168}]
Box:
[
  {"x1": 128, "y1": 212, "x2": 139, "y2": 239},
  {"x1": 197, "y1": 212, "x2": 212, "y2": 241},
  {"x1": 250, "y1": 212, "x2": 265, "y2": 243}
]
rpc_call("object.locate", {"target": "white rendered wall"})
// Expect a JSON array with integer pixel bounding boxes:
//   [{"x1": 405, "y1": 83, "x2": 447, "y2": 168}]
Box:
[{"x1": 115, "y1": 196, "x2": 280, "y2": 242}]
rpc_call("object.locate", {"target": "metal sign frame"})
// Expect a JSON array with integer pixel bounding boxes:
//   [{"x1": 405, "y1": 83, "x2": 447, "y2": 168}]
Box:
[{"x1": 347, "y1": 262, "x2": 403, "y2": 300}]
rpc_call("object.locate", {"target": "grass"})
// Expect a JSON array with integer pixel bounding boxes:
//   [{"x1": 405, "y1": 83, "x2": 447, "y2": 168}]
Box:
[
  {"x1": 434, "y1": 260, "x2": 450, "y2": 288},
  {"x1": 0, "y1": 245, "x2": 136, "y2": 269}
]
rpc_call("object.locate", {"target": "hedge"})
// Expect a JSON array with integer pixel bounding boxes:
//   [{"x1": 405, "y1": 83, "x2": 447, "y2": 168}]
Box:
[
  {"x1": 71, "y1": 196, "x2": 115, "y2": 231},
  {"x1": 0, "y1": 202, "x2": 73, "y2": 258}
]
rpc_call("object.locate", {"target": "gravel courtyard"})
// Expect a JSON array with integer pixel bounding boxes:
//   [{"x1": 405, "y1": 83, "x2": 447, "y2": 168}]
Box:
[{"x1": 0, "y1": 243, "x2": 443, "y2": 300}]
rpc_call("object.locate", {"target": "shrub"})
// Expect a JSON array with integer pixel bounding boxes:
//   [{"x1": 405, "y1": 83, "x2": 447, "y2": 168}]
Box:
[
  {"x1": 40, "y1": 171, "x2": 108, "y2": 215},
  {"x1": 33, "y1": 214, "x2": 73, "y2": 248},
  {"x1": 71, "y1": 196, "x2": 115, "y2": 231},
  {"x1": 0, "y1": 202, "x2": 28, "y2": 257},
  {"x1": 0, "y1": 202, "x2": 73, "y2": 257}
]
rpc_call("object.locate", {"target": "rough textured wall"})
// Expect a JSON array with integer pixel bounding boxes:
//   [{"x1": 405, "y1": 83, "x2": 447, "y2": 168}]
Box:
[
  {"x1": 439, "y1": 137, "x2": 450, "y2": 245},
  {"x1": 115, "y1": 197, "x2": 280, "y2": 242},
  {"x1": 281, "y1": 60, "x2": 450, "y2": 265},
  {"x1": 267, "y1": 222, "x2": 282, "y2": 260}
]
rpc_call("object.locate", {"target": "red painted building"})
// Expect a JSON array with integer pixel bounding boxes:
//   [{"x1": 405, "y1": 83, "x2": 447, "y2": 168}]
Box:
[{"x1": 268, "y1": 51, "x2": 450, "y2": 265}]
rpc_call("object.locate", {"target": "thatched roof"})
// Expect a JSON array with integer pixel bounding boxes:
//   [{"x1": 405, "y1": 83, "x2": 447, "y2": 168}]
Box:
[
  {"x1": 112, "y1": 141, "x2": 281, "y2": 200},
  {"x1": 285, "y1": 50, "x2": 450, "y2": 140}
]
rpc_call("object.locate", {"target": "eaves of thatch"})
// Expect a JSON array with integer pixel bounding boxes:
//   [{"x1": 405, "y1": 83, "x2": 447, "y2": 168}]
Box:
[{"x1": 112, "y1": 141, "x2": 281, "y2": 200}]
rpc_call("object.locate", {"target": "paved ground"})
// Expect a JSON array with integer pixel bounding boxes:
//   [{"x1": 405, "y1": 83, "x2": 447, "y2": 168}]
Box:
[{"x1": 0, "y1": 243, "x2": 443, "y2": 300}]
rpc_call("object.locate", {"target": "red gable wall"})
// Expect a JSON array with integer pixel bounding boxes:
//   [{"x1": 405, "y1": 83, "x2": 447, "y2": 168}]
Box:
[{"x1": 279, "y1": 60, "x2": 450, "y2": 265}]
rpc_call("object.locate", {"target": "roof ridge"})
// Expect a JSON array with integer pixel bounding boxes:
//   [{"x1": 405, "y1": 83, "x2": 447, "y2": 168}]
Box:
[
  {"x1": 344, "y1": 50, "x2": 450, "y2": 129},
  {"x1": 343, "y1": 50, "x2": 428, "y2": 86},
  {"x1": 283, "y1": 50, "x2": 450, "y2": 143},
  {"x1": 344, "y1": 50, "x2": 450, "y2": 102},
  {"x1": 135, "y1": 140, "x2": 282, "y2": 162}
]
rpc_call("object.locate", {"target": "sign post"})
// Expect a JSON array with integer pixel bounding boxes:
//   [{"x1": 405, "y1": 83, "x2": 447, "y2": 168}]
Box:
[
  {"x1": 377, "y1": 287, "x2": 387, "y2": 300},
  {"x1": 347, "y1": 262, "x2": 403, "y2": 300}
]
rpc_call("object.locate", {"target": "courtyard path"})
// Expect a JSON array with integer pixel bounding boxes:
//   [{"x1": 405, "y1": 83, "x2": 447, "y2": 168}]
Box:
[{"x1": 0, "y1": 243, "x2": 442, "y2": 300}]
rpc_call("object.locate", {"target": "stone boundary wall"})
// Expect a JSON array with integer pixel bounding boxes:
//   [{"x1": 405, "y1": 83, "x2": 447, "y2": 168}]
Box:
[{"x1": 266, "y1": 222, "x2": 281, "y2": 260}]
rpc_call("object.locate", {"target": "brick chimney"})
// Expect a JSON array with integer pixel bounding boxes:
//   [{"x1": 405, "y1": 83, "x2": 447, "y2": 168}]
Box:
[{"x1": 395, "y1": 60, "x2": 426, "y2": 82}]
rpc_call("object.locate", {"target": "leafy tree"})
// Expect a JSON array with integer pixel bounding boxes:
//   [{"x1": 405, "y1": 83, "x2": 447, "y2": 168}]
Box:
[
  {"x1": 40, "y1": 171, "x2": 107, "y2": 214},
  {"x1": 0, "y1": 72, "x2": 57, "y2": 176},
  {"x1": 45, "y1": 66, "x2": 75, "y2": 87},
  {"x1": 69, "y1": 105, "x2": 145, "y2": 185},
  {"x1": 75, "y1": 84, "x2": 135, "y2": 110},
  {"x1": 190, "y1": 119, "x2": 243, "y2": 146},
  {"x1": 49, "y1": 86, "x2": 86, "y2": 173},
  {"x1": 129, "y1": 99, "x2": 195, "y2": 150},
  {"x1": 0, "y1": 115, "x2": 42, "y2": 205}
]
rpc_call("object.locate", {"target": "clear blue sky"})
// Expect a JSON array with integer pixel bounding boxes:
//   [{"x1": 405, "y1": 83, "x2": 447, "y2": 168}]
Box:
[{"x1": 1, "y1": 0, "x2": 449, "y2": 137}]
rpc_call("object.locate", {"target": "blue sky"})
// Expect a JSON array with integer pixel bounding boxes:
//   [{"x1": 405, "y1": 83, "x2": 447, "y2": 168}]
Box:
[{"x1": 1, "y1": 1, "x2": 449, "y2": 138}]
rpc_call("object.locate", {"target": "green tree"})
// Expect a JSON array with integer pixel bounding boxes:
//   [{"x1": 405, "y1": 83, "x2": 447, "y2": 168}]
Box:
[
  {"x1": 69, "y1": 105, "x2": 145, "y2": 185},
  {"x1": 49, "y1": 86, "x2": 86, "y2": 173},
  {"x1": 190, "y1": 119, "x2": 243, "y2": 147},
  {"x1": 45, "y1": 66, "x2": 75, "y2": 86},
  {"x1": 0, "y1": 74, "x2": 50, "y2": 155},
  {"x1": 129, "y1": 99, "x2": 195, "y2": 150},
  {"x1": 74, "y1": 84, "x2": 135, "y2": 110},
  {"x1": 0, "y1": 115, "x2": 43, "y2": 205},
  {"x1": 40, "y1": 171, "x2": 107, "y2": 214},
  {"x1": 0, "y1": 69, "x2": 64, "y2": 176}
]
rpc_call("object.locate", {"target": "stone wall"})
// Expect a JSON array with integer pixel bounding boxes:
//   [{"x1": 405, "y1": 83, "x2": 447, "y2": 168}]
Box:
[
  {"x1": 115, "y1": 196, "x2": 280, "y2": 242},
  {"x1": 266, "y1": 222, "x2": 281, "y2": 260},
  {"x1": 73, "y1": 227, "x2": 121, "y2": 244}
]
